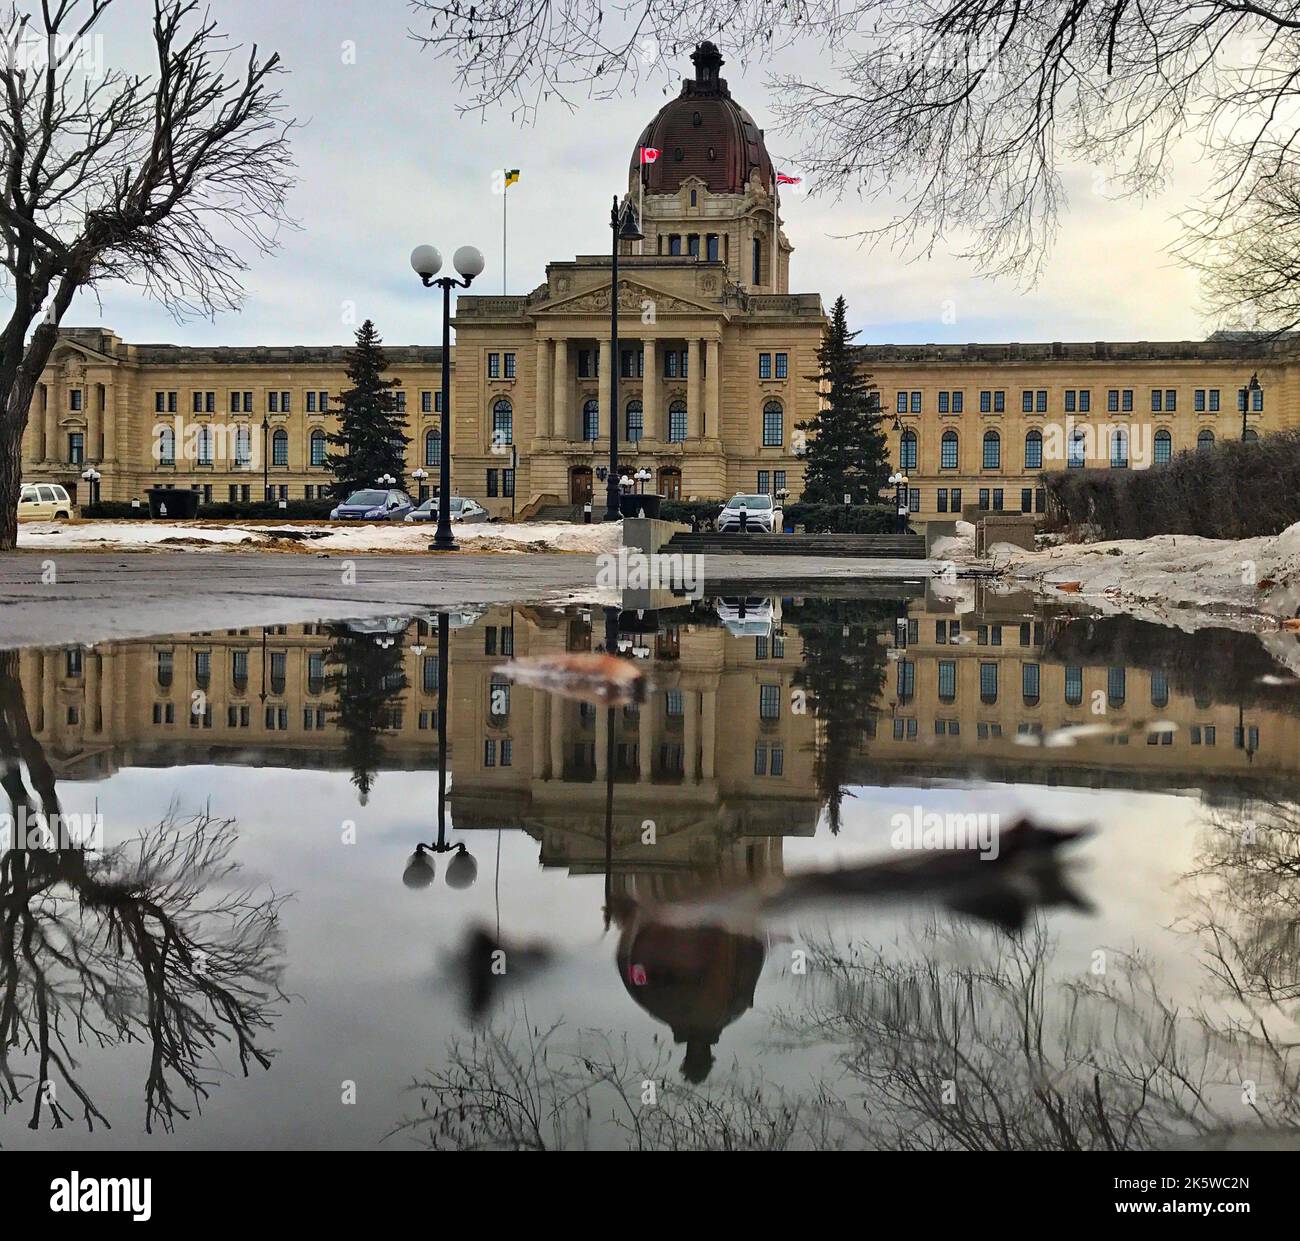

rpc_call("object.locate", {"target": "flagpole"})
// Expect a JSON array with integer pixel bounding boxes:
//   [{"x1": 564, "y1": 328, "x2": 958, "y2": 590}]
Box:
[
  {"x1": 638, "y1": 164, "x2": 644, "y2": 256},
  {"x1": 772, "y1": 178, "x2": 779, "y2": 293},
  {"x1": 503, "y1": 181, "x2": 508, "y2": 294}
]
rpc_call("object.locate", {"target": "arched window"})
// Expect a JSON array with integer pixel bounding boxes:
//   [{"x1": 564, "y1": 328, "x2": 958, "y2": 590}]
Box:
[
  {"x1": 309, "y1": 428, "x2": 327, "y2": 467},
  {"x1": 1154, "y1": 429, "x2": 1172, "y2": 464},
  {"x1": 1110, "y1": 427, "x2": 1129, "y2": 468},
  {"x1": 272, "y1": 428, "x2": 288, "y2": 466},
  {"x1": 762, "y1": 400, "x2": 783, "y2": 447},
  {"x1": 582, "y1": 398, "x2": 599, "y2": 441},
  {"x1": 156, "y1": 424, "x2": 175, "y2": 465},
  {"x1": 626, "y1": 399, "x2": 643, "y2": 442},
  {"x1": 234, "y1": 424, "x2": 252, "y2": 467},
  {"x1": 1243, "y1": 428, "x2": 1260, "y2": 443},
  {"x1": 492, "y1": 398, "x2": 512, "y2": 447},
  {"x1": 1068, "y1": 427, "x2": 1086, "y2": 468},
  {"x1": 982, "y1": 430, "x2": 1001, "y2": 470},
  {"x1": 940, "y1": 430, "x2": 958, "y2": 470},
  {"x1": 668, "y1": 400, "x2": 687, "y2": 443},
  {"x1": 1024, "y1": 429, "x2": 1043, "y2": 470},
  {"x1": 424, "y1": 429, "x2": 441, "y2": 466},
  {"x1": 1197, "y1": 429, "x2": 1215, "y2": 453},
  {"x1": 900, "y1": 429, "x2": 918, "y2": 470}
]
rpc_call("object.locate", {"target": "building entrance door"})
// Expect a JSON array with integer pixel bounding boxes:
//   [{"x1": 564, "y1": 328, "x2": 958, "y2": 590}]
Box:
[
  {"x1": 658, "y1": 467, "x2": 681, "y2": 499},
  {"x1": 570, "y1": 467, "x2": 593, "y2": 505}
]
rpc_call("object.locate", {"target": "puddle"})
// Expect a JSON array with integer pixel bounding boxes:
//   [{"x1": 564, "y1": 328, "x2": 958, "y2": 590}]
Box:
[{"x1": 2, "y1": 585, "x2": 1299, "y2": 1149}]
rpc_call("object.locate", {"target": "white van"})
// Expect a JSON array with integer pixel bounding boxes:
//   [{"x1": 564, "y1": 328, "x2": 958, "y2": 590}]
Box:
[{"x1": 17, "y1": 483, "x2": 74, "y2": 521}]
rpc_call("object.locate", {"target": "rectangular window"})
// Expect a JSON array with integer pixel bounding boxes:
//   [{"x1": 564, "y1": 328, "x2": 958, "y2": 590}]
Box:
[
  {"x1": 1065, "y1": 390, "x2": 1076, "y2": 413},
  {"x1": 1021, "y1": 487, "x2": 1033, "y2": 513},
  {"x1": 488, "y1": 353, "x2": 501, "y2": 378},
  {"x1": 980, "y1": 390, "x2": 991, "y2": 413},
  {"x1": 502, "y1": 468, "x2": 514, "y2": 498},
  {"x1": 759, "y1": 684, "x2": 781, "y2": 720},
  {"x1": 897, "y1": 659, "x2": 915, "y2": 700},
  {"x1": 1107, "y1": 389, "x2": 1119, "y2": 412},
  {"x1": 939, "y1": 391, "x2": 949, "y2": 414},
  {"x1": 910, "y1": 391, "x2": 921, "y2": 414},
  {"x1": 950, "y1": 487, "x2": 961, "y2": 513},
  {"x1": 979, "y1": 662, "x2": 998, "y2": 703},
  {"x1": 992, "y1": 488, "x2": 1003, "y2": 510},
  {"x1": 757, "y1": 469, "x2": 770, "y2": 495},
  {"x1": 1035, "y1": 390, "x2": 1047, "y2": 413},
  {"x1": 1022, "y1": 663, "x2": 1040, "y2": 702},
  {"x1": 937, "y1": 487, "x2": 949, "y2": 513},
  {"x1": 1209, "y1": 388, "x2": 1220, "y2": 412},
  {"x1": 1165, "y1": 388, "x2": 1176, "y2": 411},
  {"x1": 1122, "y1": 389, "x2": 1133, "y2": 412},
  {"x1": 706, "y1": 234, "x2": 720, "y2": 261},
  {"x1": 896, "y1": 392, "x2": 907, "y2": 415},
  {"x1": 1194, "y1": 389, "x2": 1205, "y2": 412},
  {"x1": 486, "y1": 469, "x2": 499, "y2": 497},
  {"x1": 1022, "y1": 390, "x2": 1033, "y2": 413},
  {"x1": 504, "y1": 352, "x2": 516, "y2": 378},
  {"x1": 775, "y1": 352, "x2": 788, "y2": 379},
  {"x1": 668, "y1": 405, "x2": 687, "y2": 442},
  {"x1": 1079, "y1": 389, "x2": 1090, "y2": 412},
  {"x1": 979, "y1": 488, "x2": 990, "y2": 511},
  {"x1": 993, "y1": 391, "x2": 1004, "y2": 413},
  {"x1": 1065, "y1": 666, "x2": 1083, "y2": 706},
  {"x1": 758, "y1": 352, "x2": 772, "y2": 379},
  {"x1": 773, "y1": 469, "x2": 786, "y2": 494},
  {"x1": 938, "y1": 660, "x2": 956, "y2": 702},
  {"x1": 68, "y1": 432, "x2": 84, "y2": 464}
]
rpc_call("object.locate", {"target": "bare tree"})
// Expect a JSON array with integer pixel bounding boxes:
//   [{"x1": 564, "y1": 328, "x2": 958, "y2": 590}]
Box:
[
  {"x1": 0, "y1": 0, "x2": 295, "y2": 547},
  {"x1": 411, "y1": 1, "x2": 1300, "y2": 301}
]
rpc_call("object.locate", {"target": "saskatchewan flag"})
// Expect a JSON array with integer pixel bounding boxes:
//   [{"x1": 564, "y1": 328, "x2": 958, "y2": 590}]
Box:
[{"x1": 504, "y1": 169, "x2": 520, "y2": 188}]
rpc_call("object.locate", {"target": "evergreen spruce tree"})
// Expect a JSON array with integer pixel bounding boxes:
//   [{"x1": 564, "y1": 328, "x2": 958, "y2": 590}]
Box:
[
  {"x1": 326, "y1": 320, "x2": 409, "y2": 498},
  {"x1": 324, "y1": 624, "x2": 408, "y2": 805},
  {"x1": 797, "y1": 296, "x2": 890, "y2": 504}
]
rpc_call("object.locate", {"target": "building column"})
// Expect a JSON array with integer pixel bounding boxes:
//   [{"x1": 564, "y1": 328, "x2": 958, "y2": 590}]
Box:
[
  {"x1": 598, "y1": 338, "x2": 612, "y2": 439},
  {"x1": 46, "y1": 381, "x2": 62, "y2": 465},
  {"x1": 549, "y1": 697, "x2": 564, "y2": 778},
  {"x1": 682, "y1": 688, "x2": 698, "y2": 784},
  {"x1": 41, "y1": 651, "x2": 57, "y2": 737},
  {"x1": 552, "y1": 338, "x2": 569, "y2": 440},
  {"x1": 700, "y1": 688, "x2": 716, "y2": 780},
  {"x1": 535, "y1": 339, "x2": 553, "y2": 440},
  {"x1": 705, "y1": 338, "x2": 721, "y2": 441},
  {"x1": 639, "y1": 705, "x2": 653, "y2": 781},
  {"x1": 687, "y1": 339, "x2": 701, "y2": 439},
  {"x1": 532, "y1": 688, "x2": 549, "y2": 779},
  {"x1": 595, "y1": 705, "x2": 609, "y2": 781},
  {"x1": 642, "y1": 339, "x2": 658, "y2": 442},
  {"x1": 86, "y1": 650, "x2": 101, "y2": 735}
]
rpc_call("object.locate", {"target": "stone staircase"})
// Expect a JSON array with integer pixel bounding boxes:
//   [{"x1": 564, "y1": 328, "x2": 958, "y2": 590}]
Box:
[{"x1": 663, "y1": 532, "x2": 927, "y2": 558}]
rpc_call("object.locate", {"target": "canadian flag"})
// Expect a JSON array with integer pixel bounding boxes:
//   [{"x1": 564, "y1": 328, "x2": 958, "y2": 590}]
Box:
[{"x1": 640, "y1": 146, "x2": 661, "y2": 164}]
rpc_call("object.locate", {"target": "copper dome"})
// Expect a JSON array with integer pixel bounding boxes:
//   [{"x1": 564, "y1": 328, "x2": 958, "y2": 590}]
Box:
[{"x1": 630, "y1": 42, "x2": 774, "y2": 195}]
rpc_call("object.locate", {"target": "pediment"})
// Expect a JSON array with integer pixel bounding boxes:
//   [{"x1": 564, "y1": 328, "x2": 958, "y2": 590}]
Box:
[
  {"x1": 48, "y1": 339, "x2": 116, "y2": 371},
  {"x1": 534, "y1": 278, "x2": 725, "y2": 320}
]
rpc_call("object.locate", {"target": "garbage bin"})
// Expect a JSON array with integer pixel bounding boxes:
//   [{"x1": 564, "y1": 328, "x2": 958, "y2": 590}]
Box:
[{"x1": 146, "y1": 486, "x2": 201, "y2": 519}]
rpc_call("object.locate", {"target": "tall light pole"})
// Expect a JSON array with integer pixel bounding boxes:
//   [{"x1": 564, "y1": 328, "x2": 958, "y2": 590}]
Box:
[
  {"x1": 1242, "y1": 371, "x2": 1261, "y2": 441},
  {"x1": 261, "y1": 414, "x2": 270, "y2": 501},
  {"x1": 605, "y1": 196, "x2": 643, "y2": 521},
  {"x1": 411, "y1": 242, "x2": 486, "y2": 551}
]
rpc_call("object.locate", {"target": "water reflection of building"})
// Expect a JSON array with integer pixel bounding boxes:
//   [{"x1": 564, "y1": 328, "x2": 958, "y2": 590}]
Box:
[{"x1": 18, "y1": 595, "x2": 1300, "y2": 834}]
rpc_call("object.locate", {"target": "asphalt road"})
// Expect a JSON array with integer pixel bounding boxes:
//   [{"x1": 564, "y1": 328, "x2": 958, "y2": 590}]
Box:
[{"x1": 0, "y1": 550, "x2": 940, "y2": 648}]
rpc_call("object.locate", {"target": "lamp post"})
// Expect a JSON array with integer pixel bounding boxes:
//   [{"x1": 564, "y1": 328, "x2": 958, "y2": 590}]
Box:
[
  {"x1": 412, "y1": 467, "x2": 428, "y2": 502},
  {"x1": 1242, "y1": 371, "x2": 1261, "y2": 441},
  {"x1": 261, "y1": 414, "x2": 270, "y2": 501},
  {"x1": 377, "y1": 473, "x2": 396, "y2": 488},
  {"x1": 889, "y1": 471, "x2": 909, "y2": 534},
  {"x1": 80, "y1": 466, "x2": 101, "y2": 510},
  {"x1": 605, "y1": 195, "x2": 644, "y2": 521},
  {"x1": 402, "y1": 610, "x2": 478, "y2": 890},
  {"x1": 411, "y1": 242, "x2": 486, "y2": 551},
  {"x1": 634, "y1": 467, "x2": 652, "y2": 495}
]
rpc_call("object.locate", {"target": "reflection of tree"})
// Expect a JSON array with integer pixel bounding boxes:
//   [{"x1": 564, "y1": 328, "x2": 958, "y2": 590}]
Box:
[
  {"x1": 0, "y1": 650, "x2": 286, "y2": 1133},
  {"x1": 397, "y1": 916, "x2": 1300, "y2": 1150},
  {"x1": 789, "y1": 599, "x2": 893, "y2": 833},
  {"x1": 324, "y1": 625, "x2": 408, "y2": 804}
]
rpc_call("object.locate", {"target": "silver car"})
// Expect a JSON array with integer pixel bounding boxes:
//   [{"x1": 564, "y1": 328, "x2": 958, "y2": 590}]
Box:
[
  {"x1": 405, "y1": 495, "x2": 489, "y2": 524},
  {"x1": 716, "y1": 493, "x2": 782, "y2": 533}
]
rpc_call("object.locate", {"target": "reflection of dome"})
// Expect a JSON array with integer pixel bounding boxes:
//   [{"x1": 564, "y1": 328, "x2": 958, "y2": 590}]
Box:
[
  {"x1": 629, "y1": 42, "x2": 773, "y2": 196},
  {"x1": 617, "y1": 919, "x2": 766, "y2": 1083}
]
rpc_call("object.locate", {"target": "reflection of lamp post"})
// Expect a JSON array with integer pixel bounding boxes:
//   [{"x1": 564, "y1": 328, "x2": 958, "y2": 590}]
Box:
[
  {"x1": 403, "y1": 611, "x2": 478, "y2": 889},
  {"x1": 1242, "y1": 372, "x2": 1261, "y2": 441},
  {"x1": 605, "y1": 196, "x2": 644, "y2": 522},
  {"x1": 80, "y1": 466, "x2": 101, "y2": 509},
  {"x1": 412, "y1": 242, "x2": 487, "y2": 551}
]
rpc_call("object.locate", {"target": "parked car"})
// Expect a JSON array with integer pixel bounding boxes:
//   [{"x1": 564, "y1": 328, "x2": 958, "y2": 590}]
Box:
[
  {"x1": 329, "y1": 488, "x2": 414, "y2": 520},
  {"x1": 714, "y1": 596, "x2": 778, "y2": 637},
  {"x1": 716, "y1": 493, "x2": 782, "y2": 534},
  {"x1": 404, "y1": 496, "x2": 489, "y2": 524},
  {"x1": 17, "y1": 483, "x2": 74, "y2": 521}
]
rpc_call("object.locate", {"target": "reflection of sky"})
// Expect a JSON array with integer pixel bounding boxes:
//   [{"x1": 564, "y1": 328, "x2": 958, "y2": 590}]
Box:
[{"x1": 13, "y1": 758, "x2": 1223, "y2": 1150}]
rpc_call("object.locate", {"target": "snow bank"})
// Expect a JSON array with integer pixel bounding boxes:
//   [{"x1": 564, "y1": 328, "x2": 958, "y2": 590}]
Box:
[{"x1": 16, "y1": 518, "x2": 622, "y2": 556}]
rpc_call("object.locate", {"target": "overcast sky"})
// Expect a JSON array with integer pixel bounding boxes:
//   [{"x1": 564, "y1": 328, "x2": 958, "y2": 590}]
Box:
[{"x1": 63, "y1": 0, "x2": 1215, "y2": 348}]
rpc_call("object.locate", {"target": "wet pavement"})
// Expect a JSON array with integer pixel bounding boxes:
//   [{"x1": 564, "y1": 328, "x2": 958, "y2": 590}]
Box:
[{"x1": 2, "y1": 581, "x2": 1298, "y2": 1150}]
